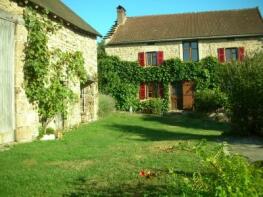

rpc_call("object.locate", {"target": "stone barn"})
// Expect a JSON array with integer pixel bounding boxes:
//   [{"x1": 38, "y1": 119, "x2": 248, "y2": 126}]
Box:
[{"x1": 0, "y1": 0, "x2": 100, "y2": 144}]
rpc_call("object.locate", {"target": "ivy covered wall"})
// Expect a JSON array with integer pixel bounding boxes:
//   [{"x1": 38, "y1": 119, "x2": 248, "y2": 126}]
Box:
[{"x1": 98, "y1": 55, "x2": 220, "y2": 112}]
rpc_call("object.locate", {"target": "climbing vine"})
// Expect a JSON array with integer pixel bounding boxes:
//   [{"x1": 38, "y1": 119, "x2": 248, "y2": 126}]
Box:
[
  {"x1": 23, "y1": 7, "x2": 87, "y2": 129},
  {"x1": 98, "y1": 55, "x2": 221, "y2": 112}
]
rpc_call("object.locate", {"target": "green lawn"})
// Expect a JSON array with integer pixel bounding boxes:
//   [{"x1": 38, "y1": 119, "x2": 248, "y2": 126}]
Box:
[{"x1": 0, "y1": 113, "x2": 229, "y2": 196}]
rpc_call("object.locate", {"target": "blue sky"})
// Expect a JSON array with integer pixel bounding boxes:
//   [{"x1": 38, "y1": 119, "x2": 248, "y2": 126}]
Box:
[{"x1": 62, "y1": 0, "x2": 263, "y2": 37}]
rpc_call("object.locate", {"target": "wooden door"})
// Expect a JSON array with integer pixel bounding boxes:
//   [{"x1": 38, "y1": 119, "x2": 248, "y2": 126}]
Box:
[
  {"x1": 170, "y1": 83, "x2": 183, "y2": 110},
  {"x1": 182, "y1": 81, "x2": 194, "y2": 110},
  {"x1": 0, "y1": 17, "x2": 15, "y2": 143}
]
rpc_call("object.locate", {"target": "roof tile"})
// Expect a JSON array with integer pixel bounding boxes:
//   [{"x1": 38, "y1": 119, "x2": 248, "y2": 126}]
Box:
[{"x1": 108, "y1": 8, "x2": 263, "y2": 44}]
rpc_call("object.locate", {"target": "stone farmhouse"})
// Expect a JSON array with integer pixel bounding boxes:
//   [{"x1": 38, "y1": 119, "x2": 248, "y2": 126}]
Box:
[
  {"x1": 0, "y1": 0, "x2": 100, "y2": 144},
  {"x1": 105, "y1": 6, "x2": 263, "y2": 111}
]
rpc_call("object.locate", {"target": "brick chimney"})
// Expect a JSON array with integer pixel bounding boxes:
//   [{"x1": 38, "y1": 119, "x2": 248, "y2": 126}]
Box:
[{"x1": 117, "y1": 5, "x2": 126, "y2": 25}]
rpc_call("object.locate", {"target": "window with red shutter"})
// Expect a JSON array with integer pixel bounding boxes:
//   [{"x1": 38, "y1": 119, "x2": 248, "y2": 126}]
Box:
[
  {"x1": 138, "y1": 52, "x2": 145, "y2": 67},
  {"x1": 139, "y1": 83, "x2": 146, "y2": 100},
  {"x1": 218, "y1": 48, "x2": 225, "y2": 63},
  {"x1": 238, "y1": 47, "x2": 245, "y2": 62},
  {"x1": 157, "y1": 51, "x2": 164, "y2": 65}
]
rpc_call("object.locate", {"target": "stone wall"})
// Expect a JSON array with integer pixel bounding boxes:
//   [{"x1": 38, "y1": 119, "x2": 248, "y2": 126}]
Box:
[
  {"x1": 105, "y1": 37, "x2": 263, "y2": 61},
  {"x1": 0, "y1": 0, "x2": 98, "y2": 144},
  {"x1": 48, "y1": 20, "x2": 98, "y2": 128}
]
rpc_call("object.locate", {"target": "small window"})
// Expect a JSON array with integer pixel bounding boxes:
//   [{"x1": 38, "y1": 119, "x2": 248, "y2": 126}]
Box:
[
  {"x1": 146, "y1": 52, "x2": 157, "y2": 66},
  {"x1": 146, "y1": 82, "x2": 162, "y2": 99},
  {"x1": 147, "y1": 83, "x2": 160, "y2": 98},
  {"x1": 147, "y1": 83, "x2": 155, "y2": 98},
  {"x1": 183, "y1": 41, "x2": 199, "y2": 62},
  {"x1": 225, "y1": 48, "x2": 238, "y2": 62}
]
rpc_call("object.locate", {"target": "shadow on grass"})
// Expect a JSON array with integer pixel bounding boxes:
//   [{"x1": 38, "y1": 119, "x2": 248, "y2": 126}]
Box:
[
  {"x1": 64, "y1": 176, "x2": 180, "y2": 197},
  {"x1": 108, "y1": 124, "x2": 224, "y2": 142},
  {"x1": 142, "y1": 113, "x2": 230, "y2": 133},
  {"x1": 113, "y1": 113, "x2": 263, "y2": 145},
  {"x1": 105, "y1": 113, "x2": 230, "y2": 142}
]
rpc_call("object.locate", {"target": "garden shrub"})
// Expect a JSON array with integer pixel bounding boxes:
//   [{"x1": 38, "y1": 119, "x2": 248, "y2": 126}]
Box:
[
  {"x1": 98, "y1": 94, "x2": 116, "y2": 118},
  {"x1": 139, "y1": 98, "x2": 163, "y2": 114},
  {"x1": 195, "y1": 88, "x2": 228, "y2": 112},
  {"x1": 171, "y1": 141, "x2": 263, "y2": 196},
  {"x1": 218, "y1": 52, "x2": 263, "y2": 135}
]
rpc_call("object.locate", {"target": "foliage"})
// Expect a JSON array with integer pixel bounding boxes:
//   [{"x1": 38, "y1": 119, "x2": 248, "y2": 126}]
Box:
[
  {"x1": 23, "y1": 8, "x2": 87, "y2": 131},
  {"x1": 98, "y1": 94, "x2": 116, "y2": 117},
  {"x1": 98, "y1": 55, "x2": 220, "y2": 112},
  {"x1": 172, "y1": 140, "x2": 263, "y2": 196},
  {"x1": 45, "y1": 127, "x2": 55, "y2": 135},
  {"x1": 97, "y1": 40, "x2": 106, "y2": 59},
  {"x1": 139, "y1": 98, "x2": 163, "y2": 114},
  {"x1": 217, "y1": 53, "x2": 263, "y2": 135},
  {"x1": 195, "y1": 88, "x2": 228, "y2": 112}
]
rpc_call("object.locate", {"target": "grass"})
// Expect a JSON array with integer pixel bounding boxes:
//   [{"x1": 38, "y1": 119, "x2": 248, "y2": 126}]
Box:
[{"x1": 0, "y1": 112, "x2": 230, "y2": 196}]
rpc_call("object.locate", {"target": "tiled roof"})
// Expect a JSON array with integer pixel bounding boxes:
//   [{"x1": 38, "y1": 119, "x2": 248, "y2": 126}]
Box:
[
  {"x1": 29, "y1": 0, "x2": 101, "y2": 36},
  {"x1": 107, "y1": 8, "x2": 263, "y2": 45}
]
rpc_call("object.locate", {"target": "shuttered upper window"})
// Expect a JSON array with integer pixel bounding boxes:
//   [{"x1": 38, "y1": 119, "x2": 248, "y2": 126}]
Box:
[
  {"x1": 138, "y1": 51, "x2": 164, "y2": 67},
  {"x1": 217, "y1": 47, "x2": 245, "y2": 63},
  {"x1": 183, "y1": 41, "x2": 199, "y2": 62},
  {"x1": 146, "y1": 52, "x2": 157, "y2": 66},
  {"x1": 225, "y1": 48, "x2": 238, "y2": 62}
]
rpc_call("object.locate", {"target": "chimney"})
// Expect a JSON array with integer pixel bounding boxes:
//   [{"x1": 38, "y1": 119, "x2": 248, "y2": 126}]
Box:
[{"x1": 117, "y1": 5, "x2": 126, "y2": 25}]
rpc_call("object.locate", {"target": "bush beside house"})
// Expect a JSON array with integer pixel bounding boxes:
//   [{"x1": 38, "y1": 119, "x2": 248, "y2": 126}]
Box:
[
  {"x1": 218, "y1": 53, "x2": 263, "y2": 136},
  {"x1": 98, "y1": 94, "x2": 116, "y2": 118}
]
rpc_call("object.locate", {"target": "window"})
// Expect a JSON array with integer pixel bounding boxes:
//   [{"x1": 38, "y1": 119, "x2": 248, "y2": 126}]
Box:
[
  {"x1": 218, "y1": 47, "x2": 245, "y2": 63},
  {"x1": 183, "y1": 41, "x2": 199, "y2": 62},
  {"x1": 225, "y1": 48, "x2": 238, "y2": 62},
  {"x1": 138, "y1": 51, "x2": 164, "y2": 67},
  {"x1": 139, "y1": 83, "x2": 163, "y2": 100},
  {"x1": 147, "y1": 82, "x2": 161, "y2": 98},
  {"x1": 146, "y1": 52, "x2": 157, "y2": 66}
]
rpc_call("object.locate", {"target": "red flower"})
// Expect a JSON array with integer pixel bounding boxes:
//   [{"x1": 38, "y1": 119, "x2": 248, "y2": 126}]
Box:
[{"x1": 139, "y1": 170, "x2": 145, "y2": 177}]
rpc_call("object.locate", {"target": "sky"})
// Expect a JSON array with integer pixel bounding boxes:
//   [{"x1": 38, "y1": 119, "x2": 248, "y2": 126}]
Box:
[{"x1": 62, "y1": 0, "x2": 263, "y2": 38}]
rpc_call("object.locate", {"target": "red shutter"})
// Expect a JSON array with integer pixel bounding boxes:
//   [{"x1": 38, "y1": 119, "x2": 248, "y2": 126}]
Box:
[
  {"x1": 238, "y1": 47, "x2": 245, "y2": 62},
  {"x1": 157, "y1": 51, "x2": 164, "y2": 65},
  {"x1": 138, "y1": 52, "x2": 145, "y2": 67},
  {"x1": 159, "y1": 83, "x2": 164, "y2": 98},
  {"x1": 139, "y1": 83, "x2": 146, "y2": 100},
  {"x1": 218, "y1": 48, "x2": 225, "y2": 63}
]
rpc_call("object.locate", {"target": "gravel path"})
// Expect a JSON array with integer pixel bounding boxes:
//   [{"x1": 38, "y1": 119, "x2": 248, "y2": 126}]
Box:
[{"x1": 227, "y1": 137, "x2": 263, "y2": 162}]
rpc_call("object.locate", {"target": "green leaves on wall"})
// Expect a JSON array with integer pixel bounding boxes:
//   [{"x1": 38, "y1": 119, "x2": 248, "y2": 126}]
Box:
[
  {"x1": 98, "y1": 55, "x2": 220, "y2": 111},
  {"x1": 23, "y1": 7, "x2": 87, "y2": 129}
]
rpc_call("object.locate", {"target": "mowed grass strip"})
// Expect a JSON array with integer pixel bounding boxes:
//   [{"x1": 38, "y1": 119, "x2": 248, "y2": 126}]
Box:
[{"x1": 0, "y1": 113, "x2": 229, "y2": 196}]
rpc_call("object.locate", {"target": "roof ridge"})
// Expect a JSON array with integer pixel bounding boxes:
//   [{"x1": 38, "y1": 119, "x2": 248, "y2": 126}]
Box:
[{"x1": 127, "y1": 7, "x2": 259, "y2": 19}]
